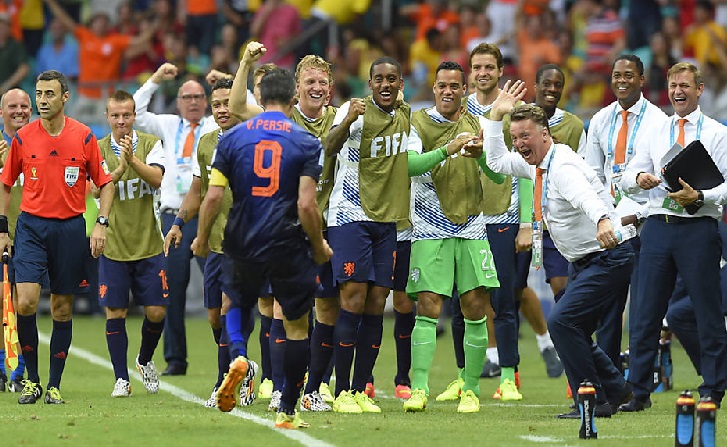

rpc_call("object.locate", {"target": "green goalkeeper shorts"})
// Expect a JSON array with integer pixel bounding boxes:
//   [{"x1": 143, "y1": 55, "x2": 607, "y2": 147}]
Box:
[{"x1": 406, "y1": 238, "x2": 500, "y2": 300}]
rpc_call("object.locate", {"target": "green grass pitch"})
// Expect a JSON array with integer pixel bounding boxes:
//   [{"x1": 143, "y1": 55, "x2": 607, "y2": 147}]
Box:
[{"x1": 0, "y1": 315, "x2": 724, "y2": 446}]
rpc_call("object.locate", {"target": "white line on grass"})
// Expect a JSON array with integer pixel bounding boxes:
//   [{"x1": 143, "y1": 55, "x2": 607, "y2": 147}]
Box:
[{"x1": 38, "y1": 332, "x2": 334, "y2": 447}]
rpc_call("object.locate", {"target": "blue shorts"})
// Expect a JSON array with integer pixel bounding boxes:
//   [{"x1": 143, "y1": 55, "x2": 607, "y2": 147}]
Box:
[
  {"x1": 99, "y1": 253, "x2": 168, "y2": 308},
  {"x1": 315, "y1": 231, "x2": 337, "y2": 299},
  {"x1": 204, "y1": 252, "x2": 224, "y2": 309},
  {"x1": 515, "y1": 230, "x2": 569, "y2": 288},
  {"x1": 328, "y1": 221, "x2": 397, "y2": 288},
  {"x1": 393, "y1": 240, "x2": 411, "y2": 292},
  {"x1": 223, "y1": 250, "x2": 317, "y2": 321},
  {"x1": 14, "y1": 212, "x2": 86, "y2": 295}
]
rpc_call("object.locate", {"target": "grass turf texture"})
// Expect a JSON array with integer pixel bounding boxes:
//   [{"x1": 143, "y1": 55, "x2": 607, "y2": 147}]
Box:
[{"x1": 0, "y1": 315, "x2": 724, "y2": 446}]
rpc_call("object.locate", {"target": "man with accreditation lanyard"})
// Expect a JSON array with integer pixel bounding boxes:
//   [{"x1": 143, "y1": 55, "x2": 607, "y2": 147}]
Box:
[
  {"x1": 585, "y1": 54, "x2": 668, "y2": 369},
  {"x1": 485, "y1": 80, "x2": 634, "y2": 418},
  {"x1": 618, "y1": 61, "x2": 727, "y2": 412}
]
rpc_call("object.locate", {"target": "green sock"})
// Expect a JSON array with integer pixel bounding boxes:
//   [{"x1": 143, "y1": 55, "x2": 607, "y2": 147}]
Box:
[
  {"x1": 457, "y1": 367, "x2": 465, "y2": 381},
  {"x1": 410, "y1": 315, "x2": 438, "y2": 395},
  {"x1": 463, "y1": 315, "x2": 488, "y2": 395},
  {"x1": 500, "y1": 366, "x2": 516, "y2": 384}
]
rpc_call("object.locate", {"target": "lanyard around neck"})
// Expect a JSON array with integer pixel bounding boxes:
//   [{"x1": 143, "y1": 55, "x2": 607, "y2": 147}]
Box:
[{"x1": 606, "y1": 99, "x2": 647, "y2": 161}]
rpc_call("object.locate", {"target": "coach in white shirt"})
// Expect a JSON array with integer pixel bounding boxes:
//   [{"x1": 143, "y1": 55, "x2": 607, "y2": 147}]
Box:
[
  {"x1": 132, "y1": 63, "x2": 219, "y2": 376},
  {"x1": 484, "y1": 80, "x2": 634, "y2": 418},
  {"x1": 618, "y1": 61, "x2": 727, "y2": 412}
]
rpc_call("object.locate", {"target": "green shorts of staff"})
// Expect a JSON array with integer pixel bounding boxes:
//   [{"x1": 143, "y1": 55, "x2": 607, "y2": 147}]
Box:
[{"x1": 406, "y1": 237, "x2": 500, "y2": 300}]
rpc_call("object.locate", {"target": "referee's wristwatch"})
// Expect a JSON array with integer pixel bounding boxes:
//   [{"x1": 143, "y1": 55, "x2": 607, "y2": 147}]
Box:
[{"x1": 96, "y1": 215, "x2": 109, "y2": 227}]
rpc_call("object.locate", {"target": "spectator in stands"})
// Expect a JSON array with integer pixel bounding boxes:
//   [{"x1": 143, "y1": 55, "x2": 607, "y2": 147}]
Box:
[
  {"x1": 35, "y1": 18, "x2": 79, "y2": 82},
  {"x1": 401, "y1": 0, "x2": 460, "y2": 42},
  {"x1": 568, "y1": 0, "x2": 625, "y2": 109},
  {"x1": 121, "y1": 13, "x2": 161, "y2": 85},
  {"x1": 645, "y1": 30, "x2": 676, "y2": 107},
  {"x1": 685, "y1": 1, "x2": 727, "y2": 70},
  {"x1": 625, "y1": 0, "x2": 661, "y2": 51},
  {"x1": 459, "y1": 3, "x2": 480, "y2": 49},
  {"x1": 308, "y1": 0, "x2": 372, "y2": 58},
  {"x1": 516, "y1": 12, "x2": 562, "y2": 102},
  {"x1": 43, "y1": 0, "x2": 154, "y2": 119},
  {"x1": 151, "y1": 0, "x2": 184, "y2": 39},
  {"x1": 112, "y1": 1, "x2": 136, "y2": 36},
  {"x1": 222, "y1": 0, "x2": 255, "y2": 51},
  {"x1": 409, "y1": 27, "x2": 443, "y2": 102},
  {"x1": 180, "y1": 0, "x2": 217, "y2": 57},
  {"x1": 486, "y1": 0, "x2": 518, "y2": 65},
  {"x1": 662, "y1": 15, "x2": 684, "y2": 60},
  {"x1": 441, "y1": 23, "x2": 469, "y2": 74},
  {"x1": 0, "y1": 13, "x2": 28, "y2": 96},
  {"x1": 251, "y1": 0, "x2": 301, "y2": 70},
  {"x1": 19, "y1": 0, "x2": 45, "y2": 59},
  {"x1": 466, "y1": 11, "x2": 495, "y2": 54}
]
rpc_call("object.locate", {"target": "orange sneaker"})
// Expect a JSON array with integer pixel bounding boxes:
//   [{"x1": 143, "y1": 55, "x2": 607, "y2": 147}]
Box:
[
  {"x1": 395, "y1": 384, "x2": 412, "y2": 399},
  {"x1": 216, "y1": 356, "x2": 249, "y2": 412},
  {"x1": 365, "y1": 382, "x2": 375, "y2": 399}
]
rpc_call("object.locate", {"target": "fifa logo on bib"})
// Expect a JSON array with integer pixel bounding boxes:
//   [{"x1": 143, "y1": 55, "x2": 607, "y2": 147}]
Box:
[{"x1": 65, "y1": 166, "x2": 80, "y2": 187}]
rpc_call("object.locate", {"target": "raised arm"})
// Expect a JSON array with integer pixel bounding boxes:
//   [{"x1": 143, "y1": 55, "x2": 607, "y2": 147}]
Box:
[
  {"x1": 133, "y1": 63, "x2": 179, "y2": 137},
  {"x1": 230, "y1": 41, "x2": 266, "y2": 121},
  {"x1": 43, "y1": 0, "x2": 77, "y2": 33},
  {"x1": 324, "y1": 99, "x2": 365, "y2": 157}
]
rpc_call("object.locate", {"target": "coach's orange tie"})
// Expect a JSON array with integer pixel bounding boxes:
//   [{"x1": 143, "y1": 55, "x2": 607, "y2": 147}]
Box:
[
  {"x1": 534, "y1": 167, "x2": 545, "y2": 224},
  {"x1": 182, "y1": 122, "x2": 198, "y2": 158},
  {"x1": 677, "y1": 118, "x2": 687, "y2": 147},
  {"x1": 615, "y1": 110, "x2": 628, "y2": 165}
]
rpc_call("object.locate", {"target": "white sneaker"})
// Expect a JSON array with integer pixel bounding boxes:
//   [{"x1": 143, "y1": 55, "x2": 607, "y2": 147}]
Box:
[
  {"x1": 204, "y1": 387, "x2": 219, "y2": 408},
  {"x1": 268, "y1": 390, "x2": 282, "y2": 412},
  {"x1": 136, "y1": 356, "x2": 160, "y2": 394},
  {"x1": 111, "y1": 378, "x2": 131, "y2": 397},
  {"x1": 239, "y1": 360, "x2": 258, "y2": 406},
  {"x1": 300, "y1": 391, "x2": 332, "y2": 412}
]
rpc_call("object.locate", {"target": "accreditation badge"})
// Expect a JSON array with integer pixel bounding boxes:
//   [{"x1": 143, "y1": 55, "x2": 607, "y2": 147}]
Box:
[
  {"x1": 65, "y1": 166, "x2": 80, "y2": 187},
  {"x1": 531, "y1": 221, "x2": 543, "y2": 269}
]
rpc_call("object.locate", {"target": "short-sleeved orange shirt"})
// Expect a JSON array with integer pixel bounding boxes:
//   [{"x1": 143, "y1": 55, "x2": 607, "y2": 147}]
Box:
[
  {"x1": 74, "y1": 26, "x2": 131, "y2": 99},
  {"x1": 187, "y1": 0, "x2": 217, "y2": 15},
  {"x1": 1, "y1": 118, "x2": 112, "y2": 219}
]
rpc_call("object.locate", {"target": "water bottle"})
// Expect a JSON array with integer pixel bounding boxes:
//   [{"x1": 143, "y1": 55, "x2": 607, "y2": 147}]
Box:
[
  {"x1": 578, "y1": 381, "x2": 598, "y2": 439},
  {"x1": 696, "y1": 397, "x2": 716, "y2": 447},
  {"x1": 675, "y1": 390, "x2": 695, "y2": 447},
  {"x1": 615, "y1": 224, "x2": 637, "y2": 243}
]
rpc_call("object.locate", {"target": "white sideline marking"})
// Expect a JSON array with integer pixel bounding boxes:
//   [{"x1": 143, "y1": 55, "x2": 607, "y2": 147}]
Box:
[
  {"x1": 519, "y1": 435, "x2": 564, "y2": 443},
  {"x1": 38, "y1": 332, "x2": 334, "y2": 447}
]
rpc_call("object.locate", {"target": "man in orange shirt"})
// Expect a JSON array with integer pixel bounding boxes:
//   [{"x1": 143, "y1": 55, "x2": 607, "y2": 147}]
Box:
[
  {"x1": 180, "y1": 0, "x2": 218, "y2": 56},
  {"x1": 43, "y1": 0, "x2": 153, "y2": 118},
  {"x1": 0, "y1": 70, "x2": 115, "y2": 405}
]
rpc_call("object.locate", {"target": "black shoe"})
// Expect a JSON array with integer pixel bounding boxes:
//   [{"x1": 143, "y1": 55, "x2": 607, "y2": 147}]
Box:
[
  {"x1": 608, "y1": 383, "x2": 634, "y2": 414},
  {"x1": 480, "y1": 359, "x2": 501, "y2": 378},
  {"x1": 0, "y1": 373, "x2": 7, "y2": 392},
  {"x1": 18, "y1": 380, "x2": 42, "y2": 404},
  {"x1": 161, "y1": 362, "x2": 187, "y2": 376},
  {"x1": 618, "y1": 395, "x2": 651, "y2": 412},
  {"x1": 556, "y1": 402, "x2": 613, "y2": 419}
]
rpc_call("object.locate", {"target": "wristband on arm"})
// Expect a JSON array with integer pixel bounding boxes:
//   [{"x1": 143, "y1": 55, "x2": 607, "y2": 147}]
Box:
[{"x1": 173, "y1": 216, "x2": 185, "y2": 228}]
